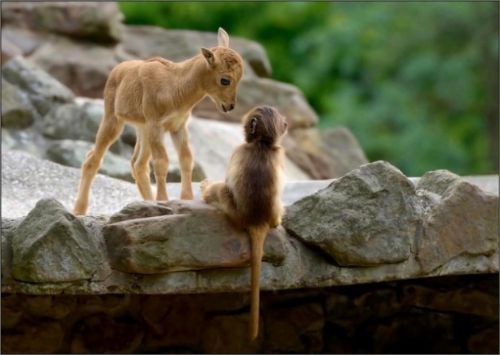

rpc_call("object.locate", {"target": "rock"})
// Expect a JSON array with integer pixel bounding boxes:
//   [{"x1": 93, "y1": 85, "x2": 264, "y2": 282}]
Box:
[
  {"x1": 11, "y1": 198, "x2": 102, "y2": 282},
  {"x1": 1, "y1": 128, "x2": 50, "y2": 159},
  {"x1": 467, "y1": 326, "x2": 499, "y2": 354},
  {"x1": 283, "y1": 161, "x2": 418, "y2": 266},
  {"x1": 46, "y1": 139, "x2": 134, "y2": 182},
  {"x1": 70, "y1": 314, "x2": 143, "y2": 353},
  {"x1": 42, "y1": 102, "x2": 96, "y2": 141},
  {"x1": 282, "y1": 132, "x2": 333, "y2": 179},
  {"x1": 42, "y1": 99, "x2": 130, "y2": 155},
  {"x1": 193, "y1": 77, "x2": 318, "y2": 130},
  {"x1": 373, "y1": 313, "x2": 459, "y2": 353},
  {"x1": 2, "y1": 56, "x2": 74, "y2": 116},
  {"x1": 2, "y1": 26, "x2": 45, "y2": 56},
  {"x1": 1, "y1": 38, "x2": 22, "y2": 65},
  {"x1": 1, "y1": 320, "x2": 64, "y2": 353},
  {"x1": 1, "y1": 149, "x2": 208, "y2": 218},
  {"x1": 72, "y1": 295, "x2": 131, "y2": 317},
  {"x1": 121, "y1": 124, "x2": 137, "y2": 146},
  {"x1": 416, "y1": 169, "x2": 461, "y2": 196},
  {"x1": 264, "y1": 303, "x2": 324, "y2": 353},
  {"x1": 284, "y1": 127, "x2": 368, "y2": 179},
  {"x1": 103, "y1": 200, "x2": 286, "y2": 274},
  {"x1": 2, "y1": 2, "x2": 123, "y2": 43},
  {"x1": 28, "y1": 36, "x2": 121, "y2": 98},
  {"x1": 23, "y1": 295, "x2": 76, "y2": 320},
  {"x1": 417, "y1": 180, "x2": 498, "y2": 273},
  {"x1": 326, "y1": 288, "x2": 401, "y2": 325},
  {"x1": 1, "y1": 78, "x2": 38, "y2": 129},
  {"x1": 108, "y1": 201, "x2": 173, "y2": 224},
  {"x1": 141, "y1": 295, "x2": 204, "y2": 350},
  {"x1": 160, "y1": 161, "x2": 207, "y2": 183},
  {"x1": 402, "y1": 284, "x2": 498, "y2": 318},
  {"x1": 168, "y1": 117, "x2": 309, "y2": 181},
  {"x1": 1, "y1": 294, "x2": 23, "y2": 330},
  {"x1": 122, "y1": 25, "x2": 271, "y2": 77},
  {"x1": 202, "y1": 313, "x2": 263, "y2": 353},
  {"x1": 1, "y1": 218, "x2": 20, "y2": 282},
  {"x1": 321, "y1": 126, "x2": 369, "y2": 176}
]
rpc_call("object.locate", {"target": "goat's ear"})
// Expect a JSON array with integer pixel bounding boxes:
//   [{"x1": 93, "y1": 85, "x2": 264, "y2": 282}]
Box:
[
  {"x1": 201, "y1": 47, "x2": 215, "y2": 66},
  {"x1": 218, "y1": 27, "x2": 229, "y2": 47}
]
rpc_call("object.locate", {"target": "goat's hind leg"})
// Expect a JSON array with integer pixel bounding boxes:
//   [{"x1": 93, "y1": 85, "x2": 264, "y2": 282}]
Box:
[
  {"x1": 132, "y1": 127, "x2": 153, "y2": 200},
  {"x1": 74, "y1": 114, "x2": 124, "y2": 215},
  {"x1": 146, "y1": 122, "x2": 169, "y2": 201}
]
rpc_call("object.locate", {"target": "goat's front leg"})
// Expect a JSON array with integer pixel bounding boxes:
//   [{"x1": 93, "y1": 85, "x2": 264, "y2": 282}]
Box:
[
  {"x1": 171, "y1": 124, "x2": 194, "y2": 199},
  {"x1": 146, "y1": 122, "x2": 169, "y2": 201}
]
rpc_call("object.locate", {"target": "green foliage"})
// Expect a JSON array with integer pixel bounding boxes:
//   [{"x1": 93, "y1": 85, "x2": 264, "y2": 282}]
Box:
[{"x1": 120, "y1": 2, "x2": 498, "y2": 176}]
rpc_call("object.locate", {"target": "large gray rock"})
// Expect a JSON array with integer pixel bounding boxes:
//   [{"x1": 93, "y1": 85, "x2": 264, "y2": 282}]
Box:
[
  {"x1": 2, "y1": 127, "x2": 54, "y2": 161},
  {"x1": 1, "y1": 78, "x2": 38, "y2": 129},
  {"x1": 2, "y1": 56, "x2": 74, "y2": 116},
  {"x1": 321, "y1": 126, "x2": 369, "y2": 176},
  {"x1": 193, "y1": 77, "x2": 318, "y2": 130},
  {"x1": 169, "y1": 116, "x2": 309, "y2": 181},
  {"x1": 1, "y1": 26, "x2": 45, "y2": 56},
  {"x1": 104, "y1": 200, "x2": 286, "y2": 274},
  {"x1": 417, "y1": 180, "x2": 498, "y2": 273},
  {"x1": 283, "y1": 127, "x2": 368, "y2": 179},
  {"x1": 2, "y1": 2, "x2": 123, "y2": 43},
  {"x1": 283, "y1": 161, "x2": 419, "y2": 266},
  {"x1": 28, "y1": 36, "x2": 122, "y2": 98},
  {"x1": 107, "y1": 201, "x2": 173, "y2": 224},
  {"x1": 41, "y1": 102, "x2": 98, "y2": 141},
  {"x1": 1, "y1": 38, "x2": 22, "y2": 65},
  {"x1": 41, "y1": 99, "x2": 129, "y2": 155},
  {"x1": 46, "y1": 139, "x2": 134, "y2": 182},
  {"x1": 11, "y1": 199, "x2": 102, "y2": 282},
  {"x1": 122, "y1": 25, "x2": 272, "y2": 77}
]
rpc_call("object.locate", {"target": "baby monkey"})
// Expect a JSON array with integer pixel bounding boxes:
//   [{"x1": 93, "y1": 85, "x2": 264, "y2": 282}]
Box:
[{"x1": 201, "y1": 105, "x2": 288, "y2": 340}]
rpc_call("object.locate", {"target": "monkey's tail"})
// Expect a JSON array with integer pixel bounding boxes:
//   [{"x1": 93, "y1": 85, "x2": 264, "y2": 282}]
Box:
[{"x1": 248, "y1": 224, "x2": 268, "y2": 341}]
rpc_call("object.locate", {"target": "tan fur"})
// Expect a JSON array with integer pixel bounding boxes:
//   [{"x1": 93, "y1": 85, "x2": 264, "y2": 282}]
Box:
[
  {"x1": 73, "y1": 28, "x2": 243, "y2": 215},
  {"x1": 201, "y1": 106, "x2": 287, "y2": 340}
]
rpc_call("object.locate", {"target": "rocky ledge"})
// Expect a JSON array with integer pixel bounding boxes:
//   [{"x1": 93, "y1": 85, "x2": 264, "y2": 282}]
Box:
[{"x1": 2, "y1": 160, "x2": 498, "y2": 295}]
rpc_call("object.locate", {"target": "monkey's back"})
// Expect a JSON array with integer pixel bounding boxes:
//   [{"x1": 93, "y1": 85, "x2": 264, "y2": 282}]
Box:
[{"x1": 231, "y1": 144, "x2": 281, "y2": 227}]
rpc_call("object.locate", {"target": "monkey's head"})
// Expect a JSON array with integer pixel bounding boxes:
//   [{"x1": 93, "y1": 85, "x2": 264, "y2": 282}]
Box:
[{"x1": 243, "y1": 106, "x2": 288, "y2": 145}]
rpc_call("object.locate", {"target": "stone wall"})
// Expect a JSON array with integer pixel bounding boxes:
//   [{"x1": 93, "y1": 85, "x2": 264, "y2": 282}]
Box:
[
  {"x1": 2, "y1": 274, "x2": 498, "y2": 353},
  {"x1": 2, "y1": 160, "x2": 498, "y2": 353}
]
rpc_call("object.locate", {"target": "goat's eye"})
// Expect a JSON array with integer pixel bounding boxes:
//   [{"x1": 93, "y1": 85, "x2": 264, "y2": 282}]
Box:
[{"x1": 220, "y1": 78, "x2": 231, "y2": 86}]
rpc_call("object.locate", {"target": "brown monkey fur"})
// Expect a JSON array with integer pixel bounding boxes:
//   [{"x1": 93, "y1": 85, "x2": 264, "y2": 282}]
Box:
[
  {"x1": 73, "y1": 28, "x2": 243, "y2": 215},
  {"x1": 201, "y1": 106, "x2": 288, "y2": 340}
]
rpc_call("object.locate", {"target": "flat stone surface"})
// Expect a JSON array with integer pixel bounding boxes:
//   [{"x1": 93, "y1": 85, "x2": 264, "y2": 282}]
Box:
[
  {"x1": 1, "y1": 149, "x2": 310, "y2": 219},
  {"x1": 2, "y1": 150, "x2": 497, "y2": 219},
  {"x1": 104, "y1": 200, "x2": 286, "y2": 274}
]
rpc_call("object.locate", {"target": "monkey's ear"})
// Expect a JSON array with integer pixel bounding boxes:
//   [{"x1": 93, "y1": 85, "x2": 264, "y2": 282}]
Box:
[
  {"x1": 250, "y1": 117, "x2": 258, "y2": 134},
  {"x1": 201, "y1": 47, "x2": 215, "y2": 67},
  {"x1": 218, "y1": 27, "x2": 229, "y2": 47}
]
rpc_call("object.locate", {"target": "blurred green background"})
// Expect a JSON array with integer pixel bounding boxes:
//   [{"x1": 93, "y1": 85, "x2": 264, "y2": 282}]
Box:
[{"x1": 120, "y1": 2, "x2": 499, "y2": 176}]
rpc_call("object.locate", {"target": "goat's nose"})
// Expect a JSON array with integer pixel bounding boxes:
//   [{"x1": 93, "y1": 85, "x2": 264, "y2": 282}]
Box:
[{"x1": 229, "y1": 103, "x2": 235, "y2": 111}]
